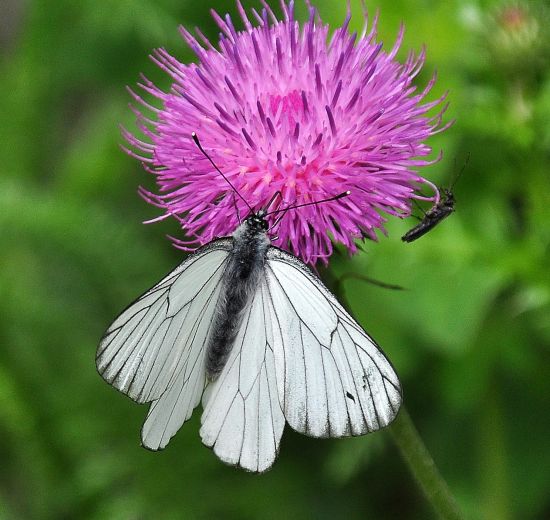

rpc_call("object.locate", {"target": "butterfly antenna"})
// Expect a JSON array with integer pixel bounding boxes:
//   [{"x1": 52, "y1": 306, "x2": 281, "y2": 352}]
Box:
[
  {"x1": 266, "y1": 191, "x2": 350, "y2": 232},
  {"x1": 265, "y1": 191, "x2": 351, "y2": 218},
  {"x1": 192, "y1": 132, "x2": 252, "y2": 212},
  {"x1": 231, "y1": 192, "x2": 242, "y2": 223}
]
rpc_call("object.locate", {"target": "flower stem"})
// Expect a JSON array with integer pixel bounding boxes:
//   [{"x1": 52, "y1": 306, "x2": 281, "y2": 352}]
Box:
[{"x1": 389, "y1": 407, "x2": 464, "y2": 520}]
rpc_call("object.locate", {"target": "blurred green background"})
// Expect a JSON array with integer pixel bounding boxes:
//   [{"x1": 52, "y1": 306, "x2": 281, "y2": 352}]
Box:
[{"x1": 1, "y1": 0, "x2": 549, "y2": 518}]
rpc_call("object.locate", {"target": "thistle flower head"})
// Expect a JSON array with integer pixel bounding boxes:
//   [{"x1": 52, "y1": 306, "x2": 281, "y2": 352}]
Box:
[{"x1": 125, "y1": 0, "x2": 449, "y2": 264}]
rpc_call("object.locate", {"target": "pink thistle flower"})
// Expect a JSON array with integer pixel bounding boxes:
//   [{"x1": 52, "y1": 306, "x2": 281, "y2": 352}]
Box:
[{"x1": 124, "y1": 0, "x2": 449, "y2": 265}]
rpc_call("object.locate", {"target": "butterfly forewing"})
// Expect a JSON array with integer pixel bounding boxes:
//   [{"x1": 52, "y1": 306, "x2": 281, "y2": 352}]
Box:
[
  {"x1": 140, "y1": 253, "x2": 230, "y2": 450},
  {"x1": 96, "y1": 240, "x2": 232, "y2": 405},
  {"x1": 265, "y1": 248, "x2": 402, "y2": 438}
]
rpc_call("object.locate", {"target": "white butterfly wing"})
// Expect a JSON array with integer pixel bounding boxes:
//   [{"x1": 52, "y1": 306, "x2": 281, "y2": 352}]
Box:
[
  {"x1": 140, "y1": 248, "x2": 232, "y2": 450},
  {"x1": 96, "y1": 240, "x2": 231, "y2": 408},
  {"x1": 266, "y1": 248, "x2": 402, "y2": 438},
  {"x1": 200, "y1": 281, "x2": 285, "y2": 473}
]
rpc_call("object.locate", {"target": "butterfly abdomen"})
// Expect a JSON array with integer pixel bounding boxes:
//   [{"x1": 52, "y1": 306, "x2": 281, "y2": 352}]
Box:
[{"x1": 205, "y1": 220, "x2": 270, "y2": 380}]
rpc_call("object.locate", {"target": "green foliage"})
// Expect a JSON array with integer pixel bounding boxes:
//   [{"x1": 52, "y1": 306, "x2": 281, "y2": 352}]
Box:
[{"x1": 1, "y1": 0, "x2": 548, "y2": 518}]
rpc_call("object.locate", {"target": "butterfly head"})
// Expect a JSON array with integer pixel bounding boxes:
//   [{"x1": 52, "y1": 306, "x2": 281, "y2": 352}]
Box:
[{"x1": 245, "y1": 211, "x2": 269, "y2": 232}]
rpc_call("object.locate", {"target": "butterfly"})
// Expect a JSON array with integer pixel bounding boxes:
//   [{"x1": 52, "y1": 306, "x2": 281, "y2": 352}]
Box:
[{"x1": 96, "y1": 136, "x2": 402, "y2": 473}]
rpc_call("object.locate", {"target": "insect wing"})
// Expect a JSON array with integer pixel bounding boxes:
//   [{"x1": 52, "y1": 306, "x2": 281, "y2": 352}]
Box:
[
  {"x1": 200, "y1": 281, "x2": 285, "y2": 472},
  {"x1": 266, "y1": 248, "x2": 402, "y2": 438},
  {"x1": 96, "y1": 240, "x2": 231, "y2": 408}
]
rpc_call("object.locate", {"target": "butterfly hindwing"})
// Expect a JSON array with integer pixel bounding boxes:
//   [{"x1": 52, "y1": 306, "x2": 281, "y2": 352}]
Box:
[
  {"x1": 265, "y1": 247, "x2": 402, "y2": 438},
  {"x1": 200, "y1": 281, "x2": 285, "y2": 472},
  {"x1": 96, "y1": 239, "x2": 232, "y2": 406}
]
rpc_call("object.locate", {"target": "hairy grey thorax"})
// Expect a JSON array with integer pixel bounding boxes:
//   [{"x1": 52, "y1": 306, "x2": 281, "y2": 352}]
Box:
[{"x1": 205, "y1": 218, "x2": 271, "y2": 380}]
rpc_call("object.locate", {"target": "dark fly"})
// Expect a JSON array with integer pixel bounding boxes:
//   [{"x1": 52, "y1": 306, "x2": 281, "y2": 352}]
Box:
[
  {"x1": 401, "y1": 154, "x2": 468, "y2": 243},
  {"x1": 401, "y1": 187, "x2": 455, "y2": 243}
]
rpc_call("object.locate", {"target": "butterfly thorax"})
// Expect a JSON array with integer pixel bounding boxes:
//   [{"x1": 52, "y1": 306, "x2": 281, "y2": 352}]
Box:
[{"x1": 205, "y1": 215, "x2": 271, "y2": 380}]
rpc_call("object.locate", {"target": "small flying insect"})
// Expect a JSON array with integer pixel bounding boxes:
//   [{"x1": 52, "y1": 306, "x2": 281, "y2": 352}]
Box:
[
  {"x1": 401, "y1": 187, "x2": 455, "y2": 243},
  {"x1": 401, "y1": 156, "x2": 468, "y2": 243}
]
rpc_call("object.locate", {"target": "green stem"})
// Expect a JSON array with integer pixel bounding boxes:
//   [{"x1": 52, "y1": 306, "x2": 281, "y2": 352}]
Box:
[
  {"x1": 480, "y1": 384, "x2": 510, "y2": 520},
  {"x1": 389, "y1": 407, "x2": 465, "y2": 520}
]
